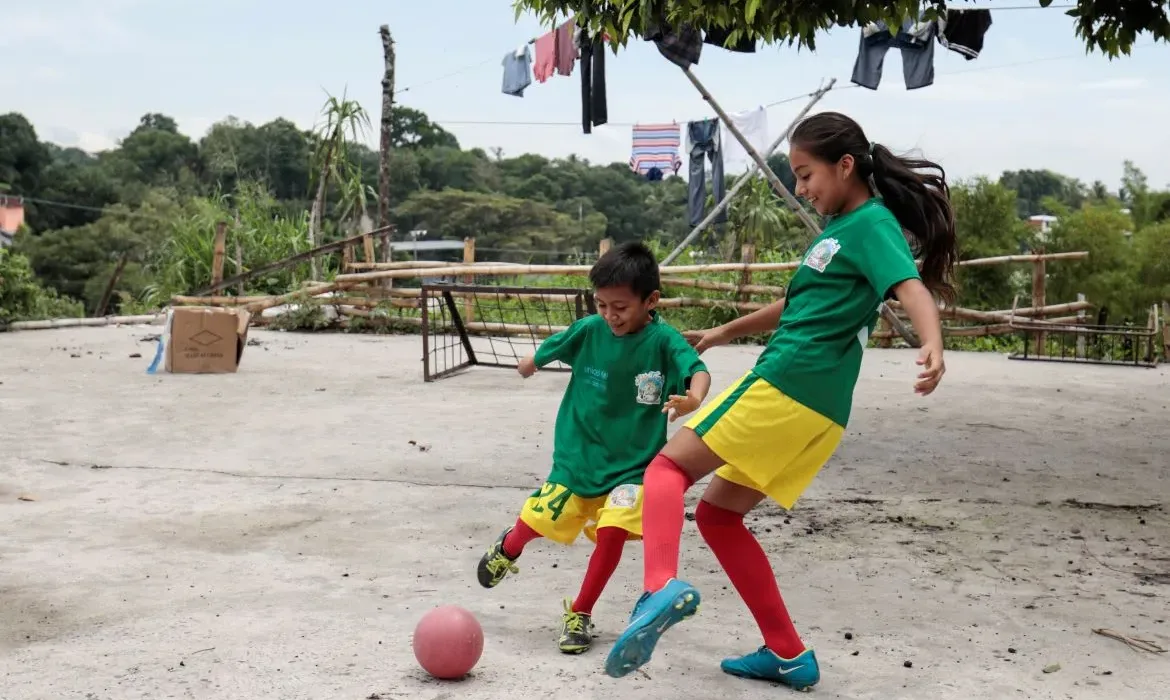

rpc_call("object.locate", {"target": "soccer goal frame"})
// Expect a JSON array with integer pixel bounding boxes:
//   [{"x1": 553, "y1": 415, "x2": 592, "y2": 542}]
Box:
[{"x1": 420, "y1": 283, "x2": 596, "y2": 382}]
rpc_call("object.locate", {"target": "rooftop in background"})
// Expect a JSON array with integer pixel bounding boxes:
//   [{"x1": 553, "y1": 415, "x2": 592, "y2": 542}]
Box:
[{"x1": 0, "y1": 195, "x2": 25, "y2": 246}]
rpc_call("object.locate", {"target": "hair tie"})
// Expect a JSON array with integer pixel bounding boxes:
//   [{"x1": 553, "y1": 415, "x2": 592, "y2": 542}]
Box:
[{"x1": 868, "y1": 141, "x2": 876, "y2": 156}]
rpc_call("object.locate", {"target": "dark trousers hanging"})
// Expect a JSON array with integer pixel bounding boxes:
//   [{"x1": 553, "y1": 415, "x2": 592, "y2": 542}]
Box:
[
  {"x1": 581, "y1": 33, "x2": 608, "y2": 133},
  {"x1": 687, "y1": 119, "x2": 725, "y2": 226}
]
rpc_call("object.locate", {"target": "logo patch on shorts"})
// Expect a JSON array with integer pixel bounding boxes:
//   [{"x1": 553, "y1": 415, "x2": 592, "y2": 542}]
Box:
[
  {"x1": 608, "y1": 484, "x2": 639, "y2": 508},
  {"x1": 803, "y1": 237, "x2": 841, "y2": 273},
  {"x1": 634, "y1": 370, "x2": 664, "y2": 405}
]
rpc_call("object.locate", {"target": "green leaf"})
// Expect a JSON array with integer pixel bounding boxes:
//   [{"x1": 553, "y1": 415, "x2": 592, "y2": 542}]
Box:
[{"x1": 745, "y1": 0, "x2": 761, "y2": 24}]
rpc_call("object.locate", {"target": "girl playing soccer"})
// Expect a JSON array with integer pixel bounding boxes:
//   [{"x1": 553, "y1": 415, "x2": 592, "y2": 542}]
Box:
[{"x1": 604, "y1": 111, "x2": 958, "y2": 689}]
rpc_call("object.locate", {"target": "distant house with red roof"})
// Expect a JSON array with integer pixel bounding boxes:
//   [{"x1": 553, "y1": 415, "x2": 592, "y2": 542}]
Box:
[{"x1": 0, "y1": 195, "x2": 25, "y2": 247}]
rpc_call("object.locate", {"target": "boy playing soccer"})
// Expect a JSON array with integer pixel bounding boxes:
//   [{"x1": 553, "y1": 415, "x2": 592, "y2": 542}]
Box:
[{"x1": 476, "y1": 241, "x2": 711, "y2": 654}]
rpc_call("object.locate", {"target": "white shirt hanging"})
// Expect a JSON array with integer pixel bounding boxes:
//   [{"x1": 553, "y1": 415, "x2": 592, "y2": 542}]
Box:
[{"x1": 720, "y1": 106, "x2": 770, "y2": 174}]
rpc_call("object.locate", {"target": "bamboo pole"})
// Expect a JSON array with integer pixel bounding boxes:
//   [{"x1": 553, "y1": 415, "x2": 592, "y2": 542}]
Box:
[
  {"x1": 872, "y1": 316, "x2": 1085, "y2": 340},
  {"x1": 660, "y1": 276, "x2": 786, "y2": 296},
  {"x1": 1032, "y1": 249, "x2": 1047, "y2": 356},
  {"x1": 5, "y1": 314, "x2": 166, "y2": 331},
  {"x1": 886, "y1": 300, "x2": 1092, "y2": 326},
  {"x1": 335, "y1": 251, "x2": 1090, "y2": 284},
  {"x1": 211, "y1": 221, "x2": 228, "y2": 286}
]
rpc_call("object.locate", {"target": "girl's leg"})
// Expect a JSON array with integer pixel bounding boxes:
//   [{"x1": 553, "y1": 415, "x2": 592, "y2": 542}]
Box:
[
  {"x1": 604, "y1": 428, "x2": 725, "y2": 678},
  {"x1": 641, "y1": 427, "x2": 728, "y2": 591},
  {"x1": 695, "y1": 477, "x2": 804, "y2": 658},
  {"x1": 695, "y1": 476, "x2": 820, "y2": 690}
]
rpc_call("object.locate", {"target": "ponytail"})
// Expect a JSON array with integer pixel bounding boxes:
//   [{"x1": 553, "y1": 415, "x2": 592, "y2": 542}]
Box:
[
  {"x1": 790, "y1": 112, "x2": 959, "y2": 305},
  {"x1": 867, "y1": 144, "x2": 959, "y2": 305}
]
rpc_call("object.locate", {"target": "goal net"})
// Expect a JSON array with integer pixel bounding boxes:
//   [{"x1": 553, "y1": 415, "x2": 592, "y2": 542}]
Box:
[{"x1": 420, "y1": 283, "x2": 595, "y2": 381}]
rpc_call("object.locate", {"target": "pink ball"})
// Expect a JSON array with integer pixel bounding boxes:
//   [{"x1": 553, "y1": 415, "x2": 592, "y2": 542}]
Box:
[{"x1": 412, "y1": 604, "x2": 484, "y2": 680}]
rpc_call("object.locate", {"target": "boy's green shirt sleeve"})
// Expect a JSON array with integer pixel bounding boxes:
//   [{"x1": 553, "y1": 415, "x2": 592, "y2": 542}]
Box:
[
  {"x1": 663, "y1": 327, "x2": 707, "y2": 388},
  {"x1": 534, "y1": 316, "x2": 593, "y2": 367}
]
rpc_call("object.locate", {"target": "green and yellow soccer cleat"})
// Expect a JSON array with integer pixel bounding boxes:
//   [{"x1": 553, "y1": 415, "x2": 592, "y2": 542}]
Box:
[
  {"x1": 558, "y1": 598, "x2": 596, "y2": 654},
  {"x1": 476, "y1": 528, "x2": 520, "y2": 588}
]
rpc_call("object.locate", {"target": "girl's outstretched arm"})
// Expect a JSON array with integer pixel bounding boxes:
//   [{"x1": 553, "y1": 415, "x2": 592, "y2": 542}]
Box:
[{"x1": 893, "y1": 279, "x2": 945, "y2": 396}]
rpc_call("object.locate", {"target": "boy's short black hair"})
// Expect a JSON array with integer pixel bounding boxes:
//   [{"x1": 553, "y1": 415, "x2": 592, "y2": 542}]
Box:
[{"x1": 588, "y1": 240, "x2": 660, "y2": 299}]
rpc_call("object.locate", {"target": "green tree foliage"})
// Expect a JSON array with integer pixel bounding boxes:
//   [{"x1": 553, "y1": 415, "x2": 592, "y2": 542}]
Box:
[
  {"x1": 1, "y1": 100, "x2": 1167, "y2": 333},
  {"x1": 511, "y1": 0, "x2": 1168, "y2": 57},
  {"x1": 0, "y1": 247, "x2": 85, "y2": 324},
  {"x1": 950, "y1": 178, "x2": 1033, "y2": 309}
]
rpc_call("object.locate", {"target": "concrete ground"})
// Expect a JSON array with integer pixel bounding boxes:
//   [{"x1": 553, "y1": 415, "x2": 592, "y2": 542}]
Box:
[{"x1": 1, "y1": 325, "x2": 1168, "y2": 700}]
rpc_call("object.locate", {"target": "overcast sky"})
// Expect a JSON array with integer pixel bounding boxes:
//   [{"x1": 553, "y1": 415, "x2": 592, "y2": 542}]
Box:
[{"x1": 5, "y1": 0, "x2": 1169, "y2": 191}]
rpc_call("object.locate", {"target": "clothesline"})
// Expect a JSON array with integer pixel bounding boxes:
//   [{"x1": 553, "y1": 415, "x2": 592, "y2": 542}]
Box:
[
  {"x1": 432, "y1": 38, "x2": 1154, "y2": 128},
  {"x1": 393, "y1": 3, "x2": 1076, "y2": 96}
]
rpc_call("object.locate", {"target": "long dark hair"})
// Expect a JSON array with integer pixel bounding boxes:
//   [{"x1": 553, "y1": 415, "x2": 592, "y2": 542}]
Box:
[{"x1": 790, "y1": 111, "x2": 958, "y2": 304}]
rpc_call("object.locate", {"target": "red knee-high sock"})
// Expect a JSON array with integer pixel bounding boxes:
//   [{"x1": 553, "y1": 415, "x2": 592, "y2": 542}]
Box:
[
  {"x1": 642, "y1": 454, "x2": 694, "y2": 592},
  {"x1": 571, "y1": 527, "x2": 627, "y2": 614},
  {"x1": 502, "y1": 518, "x2": 542, "y2": 558},
  {"x1": 695, "y1": 500, "x2": 806, "y2": 658}
]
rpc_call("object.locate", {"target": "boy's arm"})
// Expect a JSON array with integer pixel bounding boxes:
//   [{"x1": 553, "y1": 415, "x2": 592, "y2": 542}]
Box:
[
  {"x1": 520, "y1": 317, "x2": 590, "y2": 378},
  {"x1": 661, "y1": 331, "x2": 712, "y2": 422}
]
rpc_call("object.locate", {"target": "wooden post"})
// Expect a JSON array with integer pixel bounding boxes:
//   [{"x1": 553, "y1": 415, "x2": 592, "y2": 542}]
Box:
[
  {"x1": 1031, "y1": 250, "x2": 1046, "y2": 356},
  {"x1": 362, "y1": 233, "x2": 375, "y2": 263},
  {"x1": 381, "y1": 231, "x2": 393, "y2": 289},
  {"x1": 234, "y1": 237, "x2": 245, "y2": 296},
  {"x1": 211, "y1": 221, "x2": 227, "y2": 287},
  {"x1": 342, "y1": 244, "x2": 354, "y2": 272},
  {"x1": 1076, "y1": 292, "x2": 1086, "y2": 359},
  {"x1": 378, "y1": 25, "x2": 396, "y2": 229},
  {"x1": 94, "y1": 253, "x2": 130, "y2": 317},
  {"x1": 1162, "y1": 301, "x2": 1169, "y2": 361},
  {"x1": 739, "y1": 242, "x2": 755, "y2": 303},
  {"x1": 462, "y1": 237, "x2": 476, "y2": 322},
  {"x1": 599, "y1": 237, "x2": 612, "y2": 257}
]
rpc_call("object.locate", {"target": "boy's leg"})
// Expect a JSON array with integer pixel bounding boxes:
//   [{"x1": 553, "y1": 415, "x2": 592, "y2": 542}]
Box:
[
  {"x1": 478, "y1": 482, "x2": 586, "y2": 589},
  {"x1": 476, "y1": 519, "x2": 540, "y2": 589},
  {"x1": 558, "y1": 526, "x2": 627, "y2": 654},
  {"x1": 695, "y1": 481, "x2": 819, "y2": 690}
]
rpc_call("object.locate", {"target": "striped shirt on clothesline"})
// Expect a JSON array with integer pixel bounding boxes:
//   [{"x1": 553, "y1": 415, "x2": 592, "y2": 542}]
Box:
[{"x1": 629, "y1": 123, "x2": 682, "y2": 176}]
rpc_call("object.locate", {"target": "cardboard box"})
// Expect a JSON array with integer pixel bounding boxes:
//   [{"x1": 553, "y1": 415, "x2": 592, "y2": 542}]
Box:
[{"x1": 162, "y1": 306, "x2": 251, "y2": 374}]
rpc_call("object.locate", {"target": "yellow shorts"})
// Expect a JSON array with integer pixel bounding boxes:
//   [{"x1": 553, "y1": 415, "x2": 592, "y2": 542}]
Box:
[
  {"x1": 684, "y1": 371, "x2": 844, "y2": 510},
  {"x1": 518, "y1": 481, "x2": 643, "y2": 545}
]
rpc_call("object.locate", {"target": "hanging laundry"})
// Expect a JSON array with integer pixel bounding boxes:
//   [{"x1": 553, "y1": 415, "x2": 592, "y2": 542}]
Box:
[
  {"x1": 686, "y1": 118, "x2": 726, "y2": 227},
  {"x1": 703, "y1": 27, "x2": 756, "y2": 53},
  {"x1": 643, "y1": 18, "x2": 702, "y2": 69},
  {"x1": 501, "y1": 46, "x2": 533, "y2": 97},
  {"x1": 555, "y1": 18, "x2": 578, "y2": 76},
  {"x1": 533, "y1": 30, "x2": 556, "y2": 82},
  {"x1": 629, "y1": 123, "x2": 682, "y2": 176},
  {"x1": 851, "y1": 19, "x2": 936, "y2": 91},
  {"x1": 937, "y1": 9, "x2": 993, "y2": 60},
  {"x1": 719, "y1": 106, "x2": 769, "y2": 174},
  {"x1": 577, "y1": 29, "x2": 608, "y2": 133}
]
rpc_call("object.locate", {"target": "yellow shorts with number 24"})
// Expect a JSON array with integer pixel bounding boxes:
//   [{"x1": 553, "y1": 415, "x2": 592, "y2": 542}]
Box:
[{"x1": 519, "y1": 481, "x2": 643, "y2": 545}]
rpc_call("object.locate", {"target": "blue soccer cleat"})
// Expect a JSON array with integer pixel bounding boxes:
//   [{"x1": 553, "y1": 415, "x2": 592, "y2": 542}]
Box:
[
  {"x1": 604, "y1": 579, "x2": 700, "y2": 678},
  {"x1": 720, "y1": 646, "x2": 821, "y2": 690}
]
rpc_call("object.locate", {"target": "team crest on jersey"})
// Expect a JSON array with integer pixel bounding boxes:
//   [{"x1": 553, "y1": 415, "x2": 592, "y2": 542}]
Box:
[
  {"x1": 608, "y1": 484, "x2": 639, "y2": 509},
  {"x1": 803, "y1": 237, "x2": 842, "y2": 273},
  {"x1": 634, "y1": 370, "x2": 664, "y2": 405}
]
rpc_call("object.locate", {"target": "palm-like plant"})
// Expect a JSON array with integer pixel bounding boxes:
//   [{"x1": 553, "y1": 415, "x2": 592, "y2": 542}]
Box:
[
  {"x1": 307, "y1": 89, "x2": 371, "y2": 279},
  {"x1": 721, "y1": 174, "x2": 804, "y2": 260}
]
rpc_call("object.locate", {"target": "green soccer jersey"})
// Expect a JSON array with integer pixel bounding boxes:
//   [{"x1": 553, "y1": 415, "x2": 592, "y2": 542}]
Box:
[
  {"x1": 752, "y1": 198, "x2": 921, "y2": 428},
  {"x1": 533, "y1": 312, "x2": 707, "y2": 498}
]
